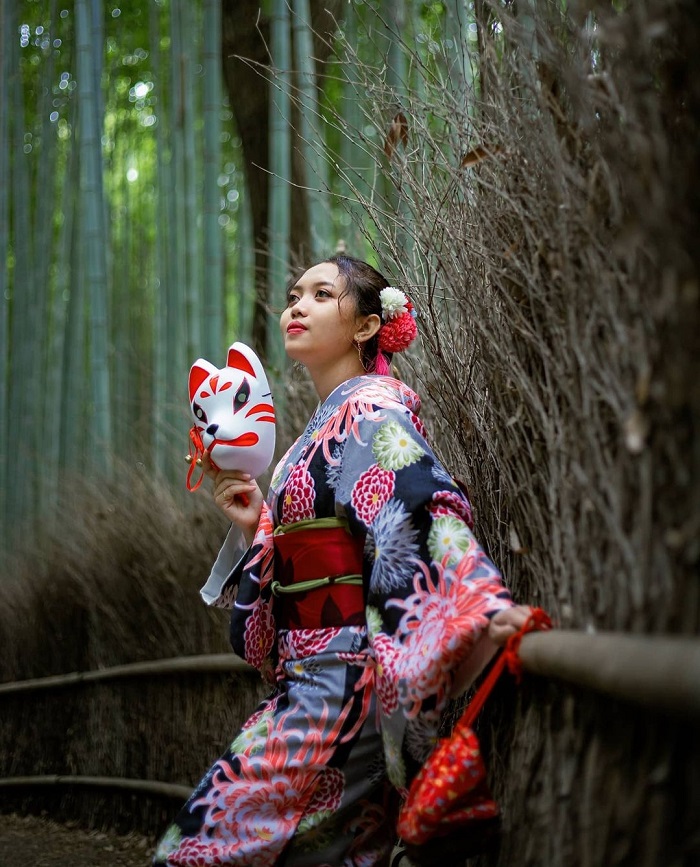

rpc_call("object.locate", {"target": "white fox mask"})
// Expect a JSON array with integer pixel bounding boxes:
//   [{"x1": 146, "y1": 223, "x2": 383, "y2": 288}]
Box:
[{"x1": 188, "y1": 342, "x2": 275, "y2": 479}]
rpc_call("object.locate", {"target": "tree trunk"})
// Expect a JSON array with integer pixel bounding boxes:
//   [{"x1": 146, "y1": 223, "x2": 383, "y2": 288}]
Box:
[{"x1": 220, "y1": 0, "x2": 342, "y2": 360}]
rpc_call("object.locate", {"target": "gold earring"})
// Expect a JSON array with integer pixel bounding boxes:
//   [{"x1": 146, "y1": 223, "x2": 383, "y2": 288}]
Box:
[{"x1": 354, "y1": 339, "x2": 368, "y2": 371}]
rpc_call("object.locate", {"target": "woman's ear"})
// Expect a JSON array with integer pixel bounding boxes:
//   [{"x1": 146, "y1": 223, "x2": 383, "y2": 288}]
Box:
[{"x1": 354, "y1": 313, "x2": 381, "y2": 343}]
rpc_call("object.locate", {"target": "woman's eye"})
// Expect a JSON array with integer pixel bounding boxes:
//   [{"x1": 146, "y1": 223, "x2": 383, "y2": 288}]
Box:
[
  {"x1": 316, "y1": 289, "x2": 330, "y2": 298},
  {"x1": 287, "y1": 294, "x2": 299, "y2": 306}
]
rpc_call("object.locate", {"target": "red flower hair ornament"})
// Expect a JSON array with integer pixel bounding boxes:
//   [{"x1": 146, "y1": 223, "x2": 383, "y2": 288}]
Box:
[{"x1": 378, "y1": 287, "x2": 418, "y2": 354}]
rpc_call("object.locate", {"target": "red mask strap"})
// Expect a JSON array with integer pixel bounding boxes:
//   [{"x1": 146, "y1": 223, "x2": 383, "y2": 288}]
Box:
[{"x1": 186, "y1": 426, "x2": 205, "y2": 491}]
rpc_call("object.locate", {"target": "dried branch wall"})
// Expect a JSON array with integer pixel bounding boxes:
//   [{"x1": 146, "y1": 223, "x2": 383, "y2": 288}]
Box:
[{"x1": 332, "y1": 0, "x2": 699, "y2": 863}]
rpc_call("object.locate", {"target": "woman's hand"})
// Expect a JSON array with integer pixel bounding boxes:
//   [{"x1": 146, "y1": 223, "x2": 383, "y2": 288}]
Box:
[
  {"x1": 487, "y1": 605, "x2": 534, "y2": 647},
  {"x1": 202, "y1": 451, "x2": 263, "y2": 547}
]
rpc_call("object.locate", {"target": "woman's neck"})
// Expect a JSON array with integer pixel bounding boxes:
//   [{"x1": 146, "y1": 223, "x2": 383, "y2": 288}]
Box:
[{"x1": 307, "y1": 357, "x2": 366, "y2": 402}]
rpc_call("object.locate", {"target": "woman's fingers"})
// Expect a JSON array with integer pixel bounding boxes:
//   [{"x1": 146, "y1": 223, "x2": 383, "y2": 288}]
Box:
[
  {"x1": 212, "y1": 473, "x2": 264, "y2": 545},
  {"x1": 213, "y1": 470, "x2": 253, "y2": 500},
  {"x1": 215, "y1": 479, "x2": 255, "y2": 503},
  {"x1": 488, "y1": 605, "x2": 534, "y2": 646}
]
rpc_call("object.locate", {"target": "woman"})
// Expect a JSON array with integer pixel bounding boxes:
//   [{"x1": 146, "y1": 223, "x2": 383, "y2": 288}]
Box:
[{"x1": 154, "y1": 255, "x2": 530, "y2": 866}]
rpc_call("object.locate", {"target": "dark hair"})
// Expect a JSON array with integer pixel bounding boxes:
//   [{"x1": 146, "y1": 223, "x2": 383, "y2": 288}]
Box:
[{"x1": 324, "y1": 254, "x2": 391, "y2": 370}]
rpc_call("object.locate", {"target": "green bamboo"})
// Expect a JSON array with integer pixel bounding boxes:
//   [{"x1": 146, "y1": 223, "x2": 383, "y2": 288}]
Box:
[
  {"x1": 202, "y1": 0, "x2": 224, "y2": 360},
  {"x1": 516, "y1": 0, "x2": 539, "y2": 60},
  {"x1": 386, "y1": 0, "x2": 408, "y2": 93},
  {"x1": 150, "y1": 0, "x2": 170, "y2": 478},
  {"x1": 167, "y1": 0, "x2": 189, "y2": 479},
  {"x1": 32, "y1": 0, "x2": 59, "y2": 404},
  {"x1": 292, "y1": 0, "x2": 329, "y2": 257},
  {"x1": 91, "y1": 0, "x2": 111, "y2": 293},
  {"x1": 180, "y1": 0, "x2": 201, "y2": 365},
  {"x1": 112, "y1": 145, "x2": 131, "y2": 458},
  {"x1": 0, "y1": 0, "x2": 11, "y2": 546},
  {"x1": 75, "y1": 0, "x2": 112, "y2": 474},
  {"x1": 45, "y1": 95, "x2": 79, "y2": 519},
  {"x1": 9, "y1": 0, "x2": 34, "y2": 536},
  {"x1": 267, "y1": 0, "x2": 292, "y2": 379},
  {"x1": 382, "y1": 0, "x2": 410, "y2": 263},
  {"x1": 338, "y1": 4, "x2": 361, "y2": 255},
  {"x1": 443, "y1": 0, "x2": 474, "y2": 107},
  {"x1": 59, "y1": 149, "x2": 87, "y2": 474},
  {"x1": 235, "y1": 188, "x2": 254, "y2": 344}
]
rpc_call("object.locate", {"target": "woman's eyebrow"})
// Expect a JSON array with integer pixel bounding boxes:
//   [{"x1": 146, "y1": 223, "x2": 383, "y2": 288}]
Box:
[{"x1": 289, "y1": 280, "x2": 335, "y2": 293}]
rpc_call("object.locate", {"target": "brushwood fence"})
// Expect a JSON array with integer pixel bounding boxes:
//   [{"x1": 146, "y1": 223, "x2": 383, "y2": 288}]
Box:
[
  {"x1": 1, "y1": 632, "x2": 698, "y2": 856},
  {"x1": 0, "y1": 652, "x2": 267, "y2": 837}
]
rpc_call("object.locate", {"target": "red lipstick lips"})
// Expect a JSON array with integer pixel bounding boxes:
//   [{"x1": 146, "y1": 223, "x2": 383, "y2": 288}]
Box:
[{"x1": 286, "y1": 322, "x2": 307, "y2": 333}]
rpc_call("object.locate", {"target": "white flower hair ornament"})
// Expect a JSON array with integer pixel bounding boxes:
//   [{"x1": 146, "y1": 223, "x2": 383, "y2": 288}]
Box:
[{"x1": 377, "y1": 286, "x2": 418, "y2": 354}]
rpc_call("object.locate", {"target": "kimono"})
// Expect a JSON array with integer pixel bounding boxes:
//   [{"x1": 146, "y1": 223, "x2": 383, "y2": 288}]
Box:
[{"x1": 154, "y1": 375, "x2": 512, "y2": 867}]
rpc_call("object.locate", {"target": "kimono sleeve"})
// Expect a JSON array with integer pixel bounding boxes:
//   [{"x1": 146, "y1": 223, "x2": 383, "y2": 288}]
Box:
[
  {"x1": 334, "y1": 398, "x2": 513, "y2": 788},
  {"x1": 199, "y1": 524, "x2": 249, "y2": 607},
  {"x1": 198, "y1": 504, "x2": 278, "y2": 682}
]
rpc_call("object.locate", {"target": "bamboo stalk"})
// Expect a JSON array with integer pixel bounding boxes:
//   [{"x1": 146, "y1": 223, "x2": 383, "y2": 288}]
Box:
[
  {"x1": 443, "y1": 0, "x2": 474, "y2": 104},
  {"x1": 338, "y1": 3, "x2": 366, "y2": 254},
  {"x1": 150, "y1": 0, "x2": 169, "y2": 479},
  {"x1": 0, "y1": 0, "x2": 11, "y2": 547},
  {"x1": 236, "y1": 190, "x2": 254, "y2": 343},
  {"x1": 292, "y1": 0, "x2": 328, "y2": 257},
  {"x1": 519, "y1": 630, "x2": 700, "y2": 719},
  {"x1": 75, "y1": 0, "x2": 112, "y2": 473},
  {"x1": 202, "y1": 0, "x2": 224, "y2": 360},
  {"x1": 268, "y1": 0, "x2": 292, "y2": 375},
  {"x1": 167, "y1": 0, "x2": 189, "y2": 475},
  {"x1": 0, "y1": 654, "x2": 255, "y2": 696},
  {"x1": 45, "y1": 125, "x2": 77, "y2": 517},
  {"x1": 180, "y1": 0, "x2": 201, "y2": 365},
  {"x1": 8, "y1": 0, "x2": 34, "y2": 536},
  {"x1": 0, "y1": 775, "x2": 193, "y2": 800}
]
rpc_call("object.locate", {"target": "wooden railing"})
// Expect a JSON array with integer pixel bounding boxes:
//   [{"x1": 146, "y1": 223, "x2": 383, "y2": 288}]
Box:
[
  {"x1": 1, "y1": 631, "x2": 698, "y2": 799},
  {"x1": 0, "y1": 653, "x2": 255, "y2": 696},
  {"x1": 519, "y1": 630, "x2": 700, "y2": 719}
]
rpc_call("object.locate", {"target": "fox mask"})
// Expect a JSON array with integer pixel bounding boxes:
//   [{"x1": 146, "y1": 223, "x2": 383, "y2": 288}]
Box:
[{"x1": 188, "y1": 342, "x2": 276, "y2": 480}]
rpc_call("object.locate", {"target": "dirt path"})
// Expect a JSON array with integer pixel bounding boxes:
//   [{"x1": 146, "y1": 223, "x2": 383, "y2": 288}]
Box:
[{"x1": 0, "y1": 813, "x2": 155, "y2": 867}]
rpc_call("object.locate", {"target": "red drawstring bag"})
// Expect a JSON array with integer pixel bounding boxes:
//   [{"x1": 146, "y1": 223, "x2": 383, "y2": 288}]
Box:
[{"x1": 397, "y1": 608, "x2": 552, "y2": 850}]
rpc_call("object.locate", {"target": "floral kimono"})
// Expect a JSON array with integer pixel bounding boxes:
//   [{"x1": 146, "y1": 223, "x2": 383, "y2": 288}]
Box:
[{"x1": 154, "y1": 375, "x2": 512, "y2": 867}]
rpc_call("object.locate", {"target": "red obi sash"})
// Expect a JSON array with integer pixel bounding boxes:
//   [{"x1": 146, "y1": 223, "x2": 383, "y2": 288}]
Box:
[{"x1": 272, "y1": 519, "x2": 366, "y2": 629}]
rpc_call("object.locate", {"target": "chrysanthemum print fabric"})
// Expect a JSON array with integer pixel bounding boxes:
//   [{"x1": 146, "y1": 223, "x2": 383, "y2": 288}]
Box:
[{"x1": 154, "y1": 375, "x2": 512, "y2": 866}]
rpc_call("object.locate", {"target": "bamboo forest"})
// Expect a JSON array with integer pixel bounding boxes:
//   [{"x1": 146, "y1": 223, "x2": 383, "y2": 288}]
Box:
[{"x1": 1, "y1": 0, "x2": 699, "y2": 865}]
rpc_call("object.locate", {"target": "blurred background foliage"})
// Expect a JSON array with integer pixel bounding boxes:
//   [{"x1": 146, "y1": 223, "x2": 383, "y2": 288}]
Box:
[{"x1": 0, "y1": 0, "x2": 476, "y2": 546}]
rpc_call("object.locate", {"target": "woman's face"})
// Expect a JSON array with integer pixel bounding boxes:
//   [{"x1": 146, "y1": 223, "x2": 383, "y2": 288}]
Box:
[{"x1": 280, "y1": 262, "x2": 361, "y2": 368}]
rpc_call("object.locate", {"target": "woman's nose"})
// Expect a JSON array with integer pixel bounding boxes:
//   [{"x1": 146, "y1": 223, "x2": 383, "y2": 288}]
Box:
[{"x1": 292, "y1": 292, "x2": 311, "y2": 315}]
